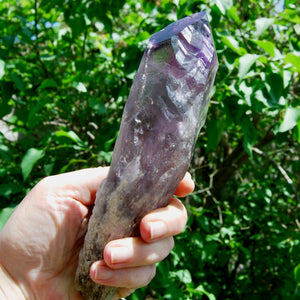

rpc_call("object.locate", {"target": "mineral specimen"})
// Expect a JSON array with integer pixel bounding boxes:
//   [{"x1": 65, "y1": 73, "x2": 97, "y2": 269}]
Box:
[{"x1": 75, "y1": 11, "x2": 218, "y2": 300}]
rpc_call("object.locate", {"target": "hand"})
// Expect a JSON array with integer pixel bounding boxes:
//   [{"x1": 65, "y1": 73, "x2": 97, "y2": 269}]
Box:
[{"x1": 0, "y1": 167, "x2": 194, "y2": 300}]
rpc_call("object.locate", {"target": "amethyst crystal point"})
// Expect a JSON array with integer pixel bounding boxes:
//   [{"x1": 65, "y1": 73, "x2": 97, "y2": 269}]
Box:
[{"x1": 75, "y1": 11, "x2": 218, "y2": 300}]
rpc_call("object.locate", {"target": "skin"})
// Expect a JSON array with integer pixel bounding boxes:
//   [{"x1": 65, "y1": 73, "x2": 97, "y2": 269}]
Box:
[{"x1": 0, "y1": 167, "x2": 194, "y2": 300}]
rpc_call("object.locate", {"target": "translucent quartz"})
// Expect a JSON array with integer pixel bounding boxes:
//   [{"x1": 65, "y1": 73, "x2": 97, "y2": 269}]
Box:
[{"x1": 76, "y1": 11, "x2": 218, "y2": 300}]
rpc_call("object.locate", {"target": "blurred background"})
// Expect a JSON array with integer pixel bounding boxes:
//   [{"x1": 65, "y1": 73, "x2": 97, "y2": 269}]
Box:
[{"x1": 0, "y1": 0, "x2": 299, "y2": 298}]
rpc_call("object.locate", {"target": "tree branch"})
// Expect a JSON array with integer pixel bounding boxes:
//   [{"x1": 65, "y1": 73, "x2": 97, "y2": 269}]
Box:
[
  {"x1": 252, "y1": 147, "x2": 299, "y2": 203},
  {"x1": 211, "y1": 127, "x2": 275, "y2": 198}
]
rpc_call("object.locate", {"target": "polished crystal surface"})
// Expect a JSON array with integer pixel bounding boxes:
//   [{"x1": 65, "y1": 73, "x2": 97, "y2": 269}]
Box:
[{"x1": 76, "y1": 11, "x2": 218, "y2": 300}]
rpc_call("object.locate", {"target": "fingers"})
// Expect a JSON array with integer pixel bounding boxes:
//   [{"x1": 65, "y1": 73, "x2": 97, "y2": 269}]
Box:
[
  {"x1": 89, "y1": 197, "x2": 187, "y2": 292},
  {"x1": 103, "y1": 236, "x2": 174, "y2": 269},
  {"x1": 174, "y1": 172, "x2": 195, "y2": 197},
  {"x1": 138, "y1": 173, "x2": 192, "y2": 242},
  {"x1": 89, "y1": 171, "x2": 191, "y2": 297},
  {"x1": 140, "y1": 197, "x2": 188, "y2": 243},
  {"x1": 90, "y1": 260, "x2": 156, "y2": 289}
]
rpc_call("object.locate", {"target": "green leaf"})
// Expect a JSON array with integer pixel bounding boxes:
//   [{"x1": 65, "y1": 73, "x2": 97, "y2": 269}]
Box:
[
  {"x1": 21, "y1": 148, "x2": 45, "y2": 181},
  {"x1": 252, "y1": 40, "x2": 275, "y2": 57},
  {"x1": 0, "y1": 59, "x2": 5, "y2": 79},
  {"x1": 89, "y1": 98, "x2": 107, "y2": 115},
  {"x1": 40, "y1": 55, "x2": 57, "y2": 61},
  {"x1": 99, "y1": 151, "x2": 113, "y2": 164},
  {"x1": 295, "y1": 264, "x2": 300, "y2": 284},
  {"x1": 254, "y1": 17, "x2": 274, "y2": 38},
  {"x1": 0, "y1": 81, "x2": 14, "y2": 102},
  {"x1": 280, "y1": 8, "x2": 300, "y2": 24},
  {"x1": 285, "y1": 53, "x2": 300, "y2": 73},
  {"x1": 0, "y1": 183, "x2": 21, "y2": 198},
  {"x1": 195, "y1": 285, "x2": 216, "y2": 300},
  {"x1": 66, "y1": 16, "x2": 85, "y2": 38},
  {"x1": 221, "y1": 35, "x2": 246, "y2": 56},
  {"x1": 59, "y1": 158, "x2": 88, "y2": 173},
  {"x1": 283, "y1": 70, "x2": 292, "y2": 89},
  {"x1": 238, "y1": 54, "x2": 260, "y2": 80},
  {"x1": 227, "y1": 6, "x2": 241, "y2": 25},
  {"x1": 279, "y1": 107, "x2": 300, "y2": 132},
  {"x1": 54, "y1": 130, "x2": 85, "y2": 146},
  {"x1": 297, "y1": 120, "x2": 300, "y2": 143},
  {"x1": 265, "y1": 73, "x2": 283, "y2": 104},
  {"x1": 241, "y1": 116, "x2": 257, "y2": 156},
  {"x1": 0, "y1": 205, "x2": 17, "y2": 232},
  {"x1": 206, "y1": 118, "x2": 226, "y2": 152},
  {"x1": 72, "y1": 82, "x2": 87, "y2": 93},
  {"x1": 202, "y1": 242, "x2": 219, "y2": 260},
  {"x1": 11, "y1": 72, "x2": 24, "y2": 91},
  {"x1": 171, "y1": 269, "x2": 192, "y2": 284},
  {"x1": 0, "y1": 99, "x2": 11, "y2": 119},
  {"x1": 216, "y1": 0, "x2": 233, "y2": 15},
  {"x1": 39, "y1": 79, "x2": 57, "y2": 89}
]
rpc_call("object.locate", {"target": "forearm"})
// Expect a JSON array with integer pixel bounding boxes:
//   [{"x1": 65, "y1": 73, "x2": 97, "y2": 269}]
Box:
[{"x1": 0, "y1": 263, "x2": 26, "y2": 300}]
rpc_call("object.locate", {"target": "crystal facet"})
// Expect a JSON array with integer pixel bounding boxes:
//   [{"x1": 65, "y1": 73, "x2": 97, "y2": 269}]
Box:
[{"x1": 76, "y1": 11, "x2": 218, "y2": 300}]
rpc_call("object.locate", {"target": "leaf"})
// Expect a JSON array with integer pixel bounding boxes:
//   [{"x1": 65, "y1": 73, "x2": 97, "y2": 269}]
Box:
[
  {"x1": 171, "y1": 269, "x2": 192, "y2": 284},
  {"x1": 227, "y1": 6, "x2": 242, "y2": 25},
  {"x1": 241, "y1": 116, "x2": 257, "y2": 156},
  {"x1": 254, "y1": 17, "x2": 274, "y2": 38},
  {"x1": 54, "y1": 130, "x2": 85, "y2": 146},
  {"x1": 89, "y1": 98, "x2": 107, "y2": 115},
  {"x1": 66, "y1": 16, "x2": 85, "y2": 38},
  {"x1": 0, "y1": 81, "x2": 14, "y2": 102},
  {"x1": 99, "y1": 151, "x2": 113, "y2": 164},
  {"x1": 195, "y1": 285, "x2": 216, "y2": 300},
  {"x1": 221, "y1": 35, "x2": 246, "y2": 56},
  {"x1": 297, "y1": 120, "x2": 300, "y2": 143},
  {"x1": 283, "y1": 70, "x2": 292, "y2": 89},
  {"x1": 95, "y1": 21, "x2": 104, "y2": 31},
  {"x1": 39, "y1": 79, "x2": 57, "y2": 89},
  {"x1": 21, "y1": 148, "x2": 45, "y2": 181},
  {"x1": 252, "y1": 40, "x2": 275, "y2": 57},
  {"x1": 238, "y1": 54, "x2": 260, "y2": 80},
  {"x1": 216, "y1": 0, "x2": 233, "y2": 15},
  {"x1": 40, "y1": 55, "x2": 57, "y2": 61},
  {"x1": 279, "y1": 107, "x2": 300, "y2": 132},
  {"x1": 59, "y1": 158, "x2": 88, "y2": 173},
  {"x1": 206, "y1": 118, "x2": 226, "y2": 152},
  {"x1": 202, "y1": 242, "x2": 219, "y2": 260},
  {"x1": 0, "y1": 205, "x2": 16, "y2": 232},
  {"x1": 0, "y1": 99, "x2": 11, "y2": 119},
  {"x1": 280, "y1": 8, "x2": 300, "y2": 24},
  {"x1": 0, "y1": 59, "x2": 5, "y2": 79},
  {"x1": 11, "y1": 72, "x2": 24, "y2": 91},
  {"x1": 72, "y1": 82, "x2": 87, "y2": 93},
  {"x1": 285, "y1": 53, "x2": 300, "y2": 73},
  {"x1": 265, "y1": 73, "x2": 283, "y2": 104},
  {"x1": 0, "y1": 183, "x2": 21, "y2": 198}
]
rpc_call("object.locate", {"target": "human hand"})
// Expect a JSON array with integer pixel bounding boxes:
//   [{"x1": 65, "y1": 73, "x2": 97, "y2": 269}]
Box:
[{"x1": 0, "y1": 167, "x2": 193, "y2": 300}]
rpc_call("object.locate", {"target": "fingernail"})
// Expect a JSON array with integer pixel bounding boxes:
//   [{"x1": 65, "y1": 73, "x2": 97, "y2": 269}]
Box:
[
  {"x1": 150, "y1": 221, "x2": 167, "y2": 240},
  {"x1": 91, "y1": 263, "x2": 113, "y2": 281},
  {"x1": 110, "y1": 246, "x2": 132, "y2": 264}
]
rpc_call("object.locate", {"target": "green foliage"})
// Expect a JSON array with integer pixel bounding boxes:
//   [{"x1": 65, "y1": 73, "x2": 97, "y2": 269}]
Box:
[{"x1": 0, "y1": 0, "x2": 299, "y2": 298}]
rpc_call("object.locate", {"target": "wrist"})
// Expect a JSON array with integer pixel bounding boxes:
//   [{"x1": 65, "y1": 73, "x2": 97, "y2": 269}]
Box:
[{"x1": 0, "y1": 263, "x2": 27, "y2": 300}]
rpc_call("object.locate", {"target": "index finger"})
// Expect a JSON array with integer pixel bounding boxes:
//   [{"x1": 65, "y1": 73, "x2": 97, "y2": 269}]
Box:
[{"x1": 35, "y1": 167, "x2": 109, "y2": 206}]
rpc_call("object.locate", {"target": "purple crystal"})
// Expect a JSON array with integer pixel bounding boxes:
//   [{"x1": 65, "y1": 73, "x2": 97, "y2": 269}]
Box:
[{"x1": 76, "y1": 11, "x2": 218, "y2": 300}]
